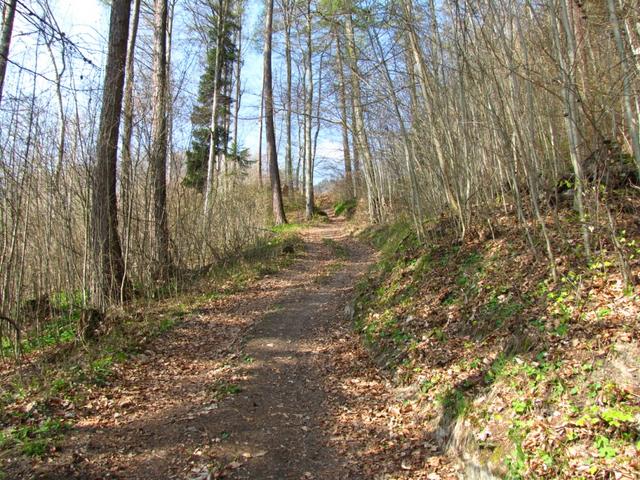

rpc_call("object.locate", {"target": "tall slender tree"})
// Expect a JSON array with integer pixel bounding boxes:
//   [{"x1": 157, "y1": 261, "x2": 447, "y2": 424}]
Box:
[
  {"x1": 334, "y1": 32, "x2": 355, "y2": 198},
  {"x1": 149, "y1": 0, "x2": 171, "y2": 279},
  {"x1": 184, "y1": 2, "x2": 239, "y2": 192},
  {"x1": 203, "y1": 0, "x2": 229, "y2": 217},
  {"x1": 121, "y1": 0, "x2": 142, "y2": 258},
  {"x1": 303, "y1": 0, "x2": 314, "y2": 220},
  {"x1": 281, "y1": 0, "x2": 294, "y2": 194},
  {"x1": 90, "y1": 0, "x2": 132, "y2": 309},
  {"x1": 263, "y1": 0, "x2": 287, "y2": 224}
]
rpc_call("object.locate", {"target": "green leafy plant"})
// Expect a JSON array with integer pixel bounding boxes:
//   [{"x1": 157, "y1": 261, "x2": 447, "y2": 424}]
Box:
[
  {"x1": 1, "y1": 418, "x2": 67, "y2": 458},
  {"x1": 333, "y1": 198, "x2": 357, "y2": 217},
  {"x1": 213, "y1": 381, "x2": 241, "y2": 400},
  {"x1": 512, "y1": 399, "x2": 532, "y2": 415},
  {"x1": 600, "y1": 408, "x2": 634, "y2": 427},
  {"x1": 420, "y1": 379, "x2": 437, "y2": 395},
  {"x1": 505, "y1": 442, "x2": 527, "y2": 479},
  {"x1": 594, "y1": 435, "x2": 617, "y2": 459}
]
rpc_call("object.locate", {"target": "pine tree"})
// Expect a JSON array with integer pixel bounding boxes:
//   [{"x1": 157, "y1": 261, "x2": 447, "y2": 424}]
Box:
[{"x1": 184, "y1": 8, "x2": 240, "y2": 192}]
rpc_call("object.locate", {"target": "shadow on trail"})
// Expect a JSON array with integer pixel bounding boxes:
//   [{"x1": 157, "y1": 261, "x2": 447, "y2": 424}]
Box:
[{"x1": 30, "y1": 218, "x2": 373, "y2": 480}]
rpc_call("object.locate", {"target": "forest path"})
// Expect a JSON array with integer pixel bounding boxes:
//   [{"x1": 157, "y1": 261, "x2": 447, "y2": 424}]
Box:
[{"x1": 34, "y1": 215, "x2": 376, "y2": 480}]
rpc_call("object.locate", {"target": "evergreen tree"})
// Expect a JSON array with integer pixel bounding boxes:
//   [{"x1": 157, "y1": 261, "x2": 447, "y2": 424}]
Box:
[{"x1": 184, "y1": 9, "x2": 240, "y2": 191}]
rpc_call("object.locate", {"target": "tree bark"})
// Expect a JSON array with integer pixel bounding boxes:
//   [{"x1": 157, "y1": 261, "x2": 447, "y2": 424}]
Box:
[
  {"x1": 150, "y1": 0, "x2": 171, "y2": 279},
  {"x1": 335, "y1": 33, "x2": 355, "y2": 198},
  {"x1": 283, "y1": 0, "x2": 294, "y2": 194},
  {"x1": 553, "y1": 0, "x2": 591, "y2": 258},
  {"x1": 232, "y1": 8, "x2": 242, "y2": 181},
  {"x1": 257, "y1": 82, "x2": 264, "y2": 187},
  {"x1": 121, "y1": 0, "x2": 141, "y2": 267},
  {"x1": 304, "y1": 0, "x2": 314, "y2": 220},
  {"x1": 0, "y1": 0, "x2": 17, "y2": 106},
  {"x1": 607, "y1": 0, "x2": 640, "y2": 176},
  {"x1": 343, "y1": 9, "x2": 380, "y2": 222},
  {"x1": 263, "y1": 0, "x2": 287, "y2": 225},
  {"x1": 90, "y1": 0, "x2": 131, "y2": 309}
]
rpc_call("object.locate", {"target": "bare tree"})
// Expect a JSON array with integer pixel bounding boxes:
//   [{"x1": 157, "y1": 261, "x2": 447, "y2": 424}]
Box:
[
  {"x1": 303, "y1": 0, "x2": 314, "y2": 220},
  {"x1": 282, "y1": 0, "x2": 294, "y2": 194},
  {"x1": 149, "y1": 0, "x2": 171, "y2": 279},
  {"x1": 334, "y1": 32, "x2": 355, "y2": 198},
  {"x1": 90, "y1": 0, "x2": 132, "y2": 309},
  {"x1": 121, "y1": 0, "x2": 142, "y2": 264},
  {"x1": 263, "y1": 0, "x2": 287, "y2": 225}
]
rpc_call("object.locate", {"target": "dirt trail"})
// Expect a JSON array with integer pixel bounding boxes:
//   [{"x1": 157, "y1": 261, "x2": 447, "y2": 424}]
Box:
[{"x1": 32, "y1": 217, "x2": 374, "y2": 480}]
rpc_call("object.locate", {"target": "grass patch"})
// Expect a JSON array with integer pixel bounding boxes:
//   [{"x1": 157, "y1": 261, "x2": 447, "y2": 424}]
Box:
[
  {"x1": 270, "y1": 222, "x2": 303, "y2": 234},
  {"x1": 0, "y1": 418, "x2": 68, "y2": 458},
  {"x1": 334, "y1": 198, "x2": 357, "y2": 217},
  {"x1": 360, "y1": 221, "x2": 420, "y2": 260},
  {"x1": 2, "y1": 312, "x2": 78, "y2": 357}
]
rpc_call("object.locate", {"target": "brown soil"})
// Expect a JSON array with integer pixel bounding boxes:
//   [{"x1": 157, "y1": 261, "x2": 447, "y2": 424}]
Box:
[{"x1": 25, "y1": 217, "x2": 383, "y2": 480}]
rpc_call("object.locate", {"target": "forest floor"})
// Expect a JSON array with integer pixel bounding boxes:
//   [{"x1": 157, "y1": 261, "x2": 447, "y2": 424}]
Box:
[{"x1": 3, "y1": 215, "x2": 459, "y2": 479}]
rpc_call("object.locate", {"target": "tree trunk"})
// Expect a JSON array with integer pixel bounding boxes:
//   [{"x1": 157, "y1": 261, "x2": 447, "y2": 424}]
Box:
[
  {"x1": 343, "y1": 10, "x2": 380, "y2": 222},
  {"x1": 263, "y1": 0, "x2": 287, "y2": 225},
  {"x1": 0, "y1": 0, "x2": 17, "y2": 106},
  {"x1": 257, "y1": 82, "x2": 264, "y2": 187},
  {"x1": 553, "y1": 0, "x2": 591, "y2": 258},
  {"x1": 90, "y1": 0, "x2": 132, "y2": 310},
  {"x1": 335, "y1": 34, "x2": 355, "y2": 198},
  {"x1": 232, "y1": 9, "x2": 242, "y2": 181},
  {"x1": 284, "y1": 0, "x2": 294, "y2": 194},
  {"x1": 304, "y1": 0, "x2": 314, "y2": 220},
  {"x1": 121, "y1": 0, "x2": 141, "y2": 273},
  {"x1": 149, "y1": 0, "x2": 171, "y2": 279},
  {"x1": 607, "y1": 0, "x2": 640, "y2": 176},
  {"x1": 204, "y1": 0, "x2": 227, "y2": 217}
]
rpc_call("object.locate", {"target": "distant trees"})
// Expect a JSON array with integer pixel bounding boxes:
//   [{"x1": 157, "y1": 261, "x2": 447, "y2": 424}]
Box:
[
  {"x1": 320, "y1": 0, "x2": 639, "y2": 280},
  {"x1": 2, "y1": 0, "x2": 640, "y2": 349},
  {"x1": 184, "y1": 1, "x2": 240, "y2": 193}
]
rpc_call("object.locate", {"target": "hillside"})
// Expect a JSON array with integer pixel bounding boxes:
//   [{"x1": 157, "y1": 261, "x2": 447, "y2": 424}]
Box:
[{"x1": 345, "y1": 198, "x2": 640, "y2": 479}]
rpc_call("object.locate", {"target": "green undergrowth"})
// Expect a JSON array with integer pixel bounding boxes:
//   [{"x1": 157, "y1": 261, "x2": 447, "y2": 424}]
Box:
[
  {"x1": 355, "y1": 219, "x2": 640, "y2": 479},
  {"x1": 0, "y1": 417, "x2": 68, "y2": 459},
  {"x1": 270, "y1": 221, "x2": 303, "y2": 235},
  {"x1": 334, "y1": 198, "x2": 357, "y2": 218},
  {"x1": 0, "y1": 229, "x2": 304, "y2": 466}
]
